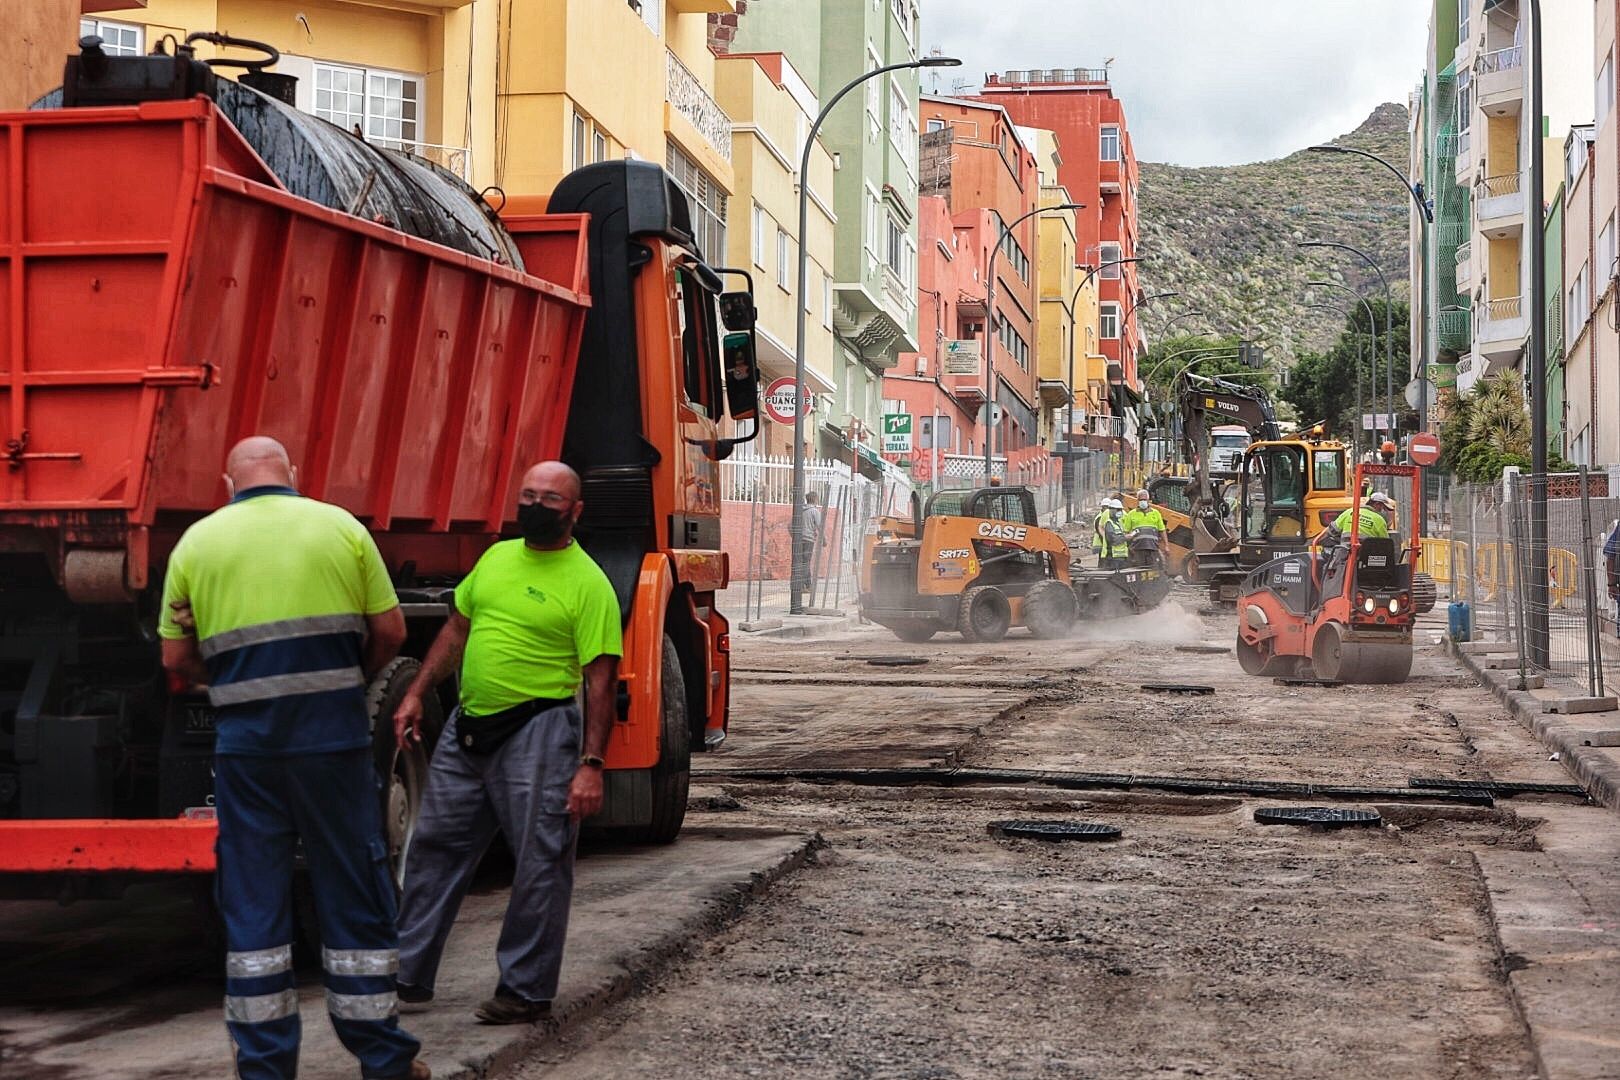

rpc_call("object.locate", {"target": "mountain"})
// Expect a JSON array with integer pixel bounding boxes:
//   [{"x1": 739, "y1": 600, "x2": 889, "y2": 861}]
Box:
[{"x1": 1136, "y1": 103, "x2": 1412, "y2": 364}]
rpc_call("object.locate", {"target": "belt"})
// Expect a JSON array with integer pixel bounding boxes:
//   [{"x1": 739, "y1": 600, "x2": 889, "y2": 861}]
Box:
[{"x1": 457, "y1": 696, "x2": 574, "y2": 755}]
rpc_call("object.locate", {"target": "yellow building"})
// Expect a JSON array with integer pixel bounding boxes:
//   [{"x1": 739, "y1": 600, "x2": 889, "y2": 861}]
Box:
[
  {"x1": 1030, "y1": 129, "x2": 1098, "y2": 448},
  {"x1": 81, "y1": 1, "x2": 735, "y2": 227},
  {"x1": 714, "y1": 51, "x2": 836, "y2": 457}
]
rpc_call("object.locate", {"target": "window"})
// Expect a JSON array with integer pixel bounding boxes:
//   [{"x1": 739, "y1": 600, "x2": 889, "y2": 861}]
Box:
[
  {"x1": 865, "y1": 45, "x2": 883, "y2": 137},
  {"x1": 892, "y1": 0, "x2": 914, "y2": 45},
  {"x1": 1100, "y1": 125, "x2": 1121, "y2": 162},
  {"x1": 1599, "y1": 52, "x2": 1615, "y2": 128},
  {"x1": 823, "y1": 274, "x2": 833, "y2": 329},
  {"x1": 674, "y1": 269, "x2": 721, "y2": 418},
  {"x1": 1457, "y1": 0, "x2": 1469, "y2": 46},
  {"x1": 1312, "y1": 450, "x2": 1345, "y2": 493},
  {"x1": 314, "y1": 64, "x2": 421, "y2": 149},
  {"x1": 1569, "y1": 136, "x2": 1589, "y2": 186},
  {"x1": 890, "y1": 81, "x2": 917, "y2": 176},
  {"x1": 865, "y1": 187, "x2": 882, "y2": 259},
  {"x1": 1568, "y1": 261, "x2": 1590, "y2": 348},
  {"x1": 1100, "y1": 302, "x2": 1121, "y2": 340},
  {"x1": 666, "y1": 142, "x2": 728, "y2": 262},
  {"x1": 80, "y1": 18, "x2": 142, "y2": 55},
  {"x1": 994, "y1": 316, "x2": 1030, "y2": 369},
  {"x1": 777, "y1": 227, "x2": 790, "y2": 288},
  {"x1": 752, "y1": 203, "x2": 766, "y2": 267},
  {"x1": 593, "y1": 130, "x2": 607, "y2": 163},
  {"x1": 1456, "y1": 67, "x2": 1472, "y2": 133},
  {"x1": 635, "y1": 0, "x2": 661, "y2": 36},
  {"x1": 1602, "y1": 215, "x2": 1616, "y2": 282},
  {"x1": 1100, "y1": 242, "x2": 1122, "y2": 278},
  {"x1": 572, "y1": 112, "x2": 588, "y2": 171},
  {"x1": 1000, "y1": 231, "x2": 1029, "y2": 282},
  {"x1": 886, "y1": 216, "x2": 904, "y2": 277},
  {"x1": 926, "y1": 118, "x2": 946, "y2": 133}
]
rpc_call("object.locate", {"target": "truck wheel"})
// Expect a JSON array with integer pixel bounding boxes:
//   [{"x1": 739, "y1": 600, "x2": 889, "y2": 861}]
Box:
[
  {"x1": 634, "y1": 635, "x2": 690, "y2": 844},
  {"x1": 958, "y1": 586, "x2": 1011, "y2": 643},
  {"x1": 368, "y1": 657, "x2": 439, "y2": 891},
  {"x1": 1023, "y1": 579, "x2": 1078, "y2": 639},
  {"x1": 892, "y1": 622, "x2": 938, "y2": 643}
]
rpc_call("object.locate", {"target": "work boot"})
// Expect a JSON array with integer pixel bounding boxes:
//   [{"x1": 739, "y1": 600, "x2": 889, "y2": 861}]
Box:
[
  {"x1": 474, "y1": 991, "x2": 552, "y2": 1025},
  {"x1": 397, "y1": 982, "x2": 434, "y2": 1006},
  {"x1": 394, "y1": 1061, "x2": 430, "y2": 1080}
]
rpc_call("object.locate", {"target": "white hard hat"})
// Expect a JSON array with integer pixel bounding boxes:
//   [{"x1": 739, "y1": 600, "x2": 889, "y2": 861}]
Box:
[
  {"x1": 1368, "y1": 491, "x2": 1395, "y2": 507},
  {"x1": 1103, "y1": 498, "x2": 1123, "y2": 510}
]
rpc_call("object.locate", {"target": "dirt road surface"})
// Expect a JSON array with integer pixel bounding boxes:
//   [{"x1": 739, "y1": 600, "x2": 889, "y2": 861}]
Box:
[{"x1": 511, "y1": 589, "x2": 1616, "y2": 1079}]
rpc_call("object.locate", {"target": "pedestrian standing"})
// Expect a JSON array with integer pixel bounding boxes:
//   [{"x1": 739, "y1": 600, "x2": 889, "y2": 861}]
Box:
[
  {"x1": 393, "y1": 461, "x2": 621, "y2": 1024},
  {"x1": 1604, "y1": 517, "x2": 1620, "y2": 635},
  {"x1": 158, "y1": 437, "x2": 427, "y2": 1080},
  {"x1": 794, "y1": 490, "x2": 824, "y2": 595}
]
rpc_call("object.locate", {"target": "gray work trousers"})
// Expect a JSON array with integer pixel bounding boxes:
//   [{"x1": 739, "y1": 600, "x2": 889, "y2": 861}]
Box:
[{"x1": 397, "y1": 705, "x2": 580, "y2": 1003}]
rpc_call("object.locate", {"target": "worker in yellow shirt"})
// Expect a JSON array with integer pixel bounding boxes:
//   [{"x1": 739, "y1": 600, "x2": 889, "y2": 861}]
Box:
[
  {"x1": 1120, "y1": 488, "x2": 1170, "y2": 565},
  {"x1": 1331, "y1": 491, "x2": 1394, "y2": 539}
]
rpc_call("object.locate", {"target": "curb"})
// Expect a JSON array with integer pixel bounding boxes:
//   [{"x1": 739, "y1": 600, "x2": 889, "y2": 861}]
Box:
[
  {"x1": 740, "y1": 615, "x2": 857, "y2": 640},
  {"x1": 1446, "y1": 641, "x2": 1620, "y2": 815},
  {"x1": 454, "y1": 830, "x2": 825, "y2": 1080}
]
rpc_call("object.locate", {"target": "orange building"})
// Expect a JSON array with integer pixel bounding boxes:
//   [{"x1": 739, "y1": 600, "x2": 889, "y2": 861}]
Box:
[{"x1": 976, "y1": 69, "x2": 1143, "y2": 420}]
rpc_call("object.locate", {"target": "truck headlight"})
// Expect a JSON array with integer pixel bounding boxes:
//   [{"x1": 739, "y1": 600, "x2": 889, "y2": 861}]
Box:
[
  {"x1": 1388, "y1": 597, "x2": 1401, "y2": 615},
  {"x1": 1363, "y1": 597, "x2": 1377, "y2": 614}
]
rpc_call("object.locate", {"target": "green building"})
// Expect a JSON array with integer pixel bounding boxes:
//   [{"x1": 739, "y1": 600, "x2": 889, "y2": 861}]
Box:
[
  {"x1": 1409, "y1": 0, "x2": 1467, "y2": 411},
  {"x1": 712, "y1": 0, "x2": 922, "y2": 464},
  {"x1": 1545, "y1": 182, "x2": 1565, "y2": 457}
]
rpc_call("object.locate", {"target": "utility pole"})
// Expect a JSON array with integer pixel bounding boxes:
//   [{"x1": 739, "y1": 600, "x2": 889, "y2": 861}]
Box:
[{"x1": 1528, "y1": 0, "x2": 1550, "y2": 665}]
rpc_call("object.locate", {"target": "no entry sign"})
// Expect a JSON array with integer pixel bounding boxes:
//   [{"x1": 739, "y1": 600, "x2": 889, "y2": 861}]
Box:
[{"x1": 1408, "y1": 432, "x2": 1441, "y2": 467}]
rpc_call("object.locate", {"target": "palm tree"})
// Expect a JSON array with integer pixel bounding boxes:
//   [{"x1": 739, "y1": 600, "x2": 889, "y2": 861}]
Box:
[{"x1": 1466, "y1": 371, "x2": 1530, "y2": 456}]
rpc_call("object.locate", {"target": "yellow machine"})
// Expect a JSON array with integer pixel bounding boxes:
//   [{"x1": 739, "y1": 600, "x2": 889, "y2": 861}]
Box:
[{"x1": 860, "y1": 486, "x2": 1170, "y2": 642}]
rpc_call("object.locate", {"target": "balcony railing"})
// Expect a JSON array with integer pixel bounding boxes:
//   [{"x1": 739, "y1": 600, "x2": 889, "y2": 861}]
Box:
[
  {"x1": 1454, "y1": 240, "x2": 1472, "y2": 266},
  {"x1": 998, "y1": 68, "x2": 1108, "y2": 85},
  {"x1": 1485, "y1": 295, "x2": 1523, "y2": 321},
  {"x1": 666, "y1": 48, "x2": 732, "y2": 162},
  {"x1": 374, "y1": 139, "x2": 473, "y2": 181},
  {"x1": 1438, "y1": 308, "x2": 1471, "y2": 350},
  {"x1": 1479, "y1": 171, "x2": 1522, "y2": 198},
  {"x1": 1478, "y1": 46, "x2": 1523, "y2": 73}
]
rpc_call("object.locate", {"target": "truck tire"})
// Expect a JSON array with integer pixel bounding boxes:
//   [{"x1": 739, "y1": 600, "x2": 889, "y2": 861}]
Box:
[
  {"x1": 958, "y1": 586, "x2": 1011, "y2": 643},
  {"x1": 634, "y1": 635, "x2": 690, "y2": 844},
  {"x1": 1023, "y1": 579, "x2": 1078, "y2": 639},
  {"x1": 368, "y1": 657, "x2": 439, "y2": 891},
  {"x1": 891, "y1": 621, "x2": 938, "y2": 643}
]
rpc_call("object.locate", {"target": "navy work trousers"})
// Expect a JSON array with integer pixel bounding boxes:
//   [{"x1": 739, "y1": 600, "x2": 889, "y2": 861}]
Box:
[
  {"x1": 398, "y1": 706, "x2": 580, "y2": 1003},
  {"x1": 215, "y1": 750, "x2": 421, "y2": 1079}
]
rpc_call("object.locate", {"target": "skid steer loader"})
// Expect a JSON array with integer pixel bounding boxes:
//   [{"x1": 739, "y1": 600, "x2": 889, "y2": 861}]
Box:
[{"x1": 859, "y1": 485, "x2": 1171, "y2": 643}]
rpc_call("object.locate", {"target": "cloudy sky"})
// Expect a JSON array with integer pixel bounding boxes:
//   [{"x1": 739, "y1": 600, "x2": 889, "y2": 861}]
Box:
[{"x1": 921, "y1": 0, "x2": 1428, "y2": 167}]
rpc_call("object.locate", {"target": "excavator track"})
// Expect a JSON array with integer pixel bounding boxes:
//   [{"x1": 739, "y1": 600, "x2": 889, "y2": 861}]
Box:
[{"x1": 1310, "y1": 622, "x2": 1412, "y2": 685}]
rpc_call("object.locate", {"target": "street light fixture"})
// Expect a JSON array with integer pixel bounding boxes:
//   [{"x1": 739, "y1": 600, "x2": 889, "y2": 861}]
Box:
[
  {"x1": 1298, "y1": 240, "x2": 1396, "y2": 443},
  {"x1": 982, "y1": 202, "x2": 1085, "y2": 480},
  {"x1": 1307, "y1": 280, "x2": 1379, "y2": 457},
  {"x1": 1062, "y1": 256, "x2": 1142, "y2": 487},
  {"x1": 789, "y1": 53, "x2": 961, "y2": 613},
  {"x1": 1307, "y1": 144, "x2": 1435, "y2": 223},
  {"x1": 1157, "y1": 309, "x2": 1207, "y2": 338}
]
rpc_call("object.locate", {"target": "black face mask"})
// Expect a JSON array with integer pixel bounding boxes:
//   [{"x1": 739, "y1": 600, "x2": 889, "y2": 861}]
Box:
[{"x1": 518, "y1": 501, "x2": 573, "y2": 546}]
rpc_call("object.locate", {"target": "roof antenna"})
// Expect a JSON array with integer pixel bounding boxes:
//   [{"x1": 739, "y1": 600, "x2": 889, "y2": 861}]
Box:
[{"x1": 927, "y1": 46, "x2": 946, "y2": 93}]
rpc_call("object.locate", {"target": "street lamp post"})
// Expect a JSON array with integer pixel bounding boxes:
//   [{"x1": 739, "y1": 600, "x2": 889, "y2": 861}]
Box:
[
  {"x1": 1059, "y1": 256, "x2": 1140, "y2": 515},
  {"x1": 1299, "y1": 240, "x2": 1396, "y2": 444},
  {"x1": 1157, "y1": 309, "x2": 1207, "y2": 338},
  {"x1": 789, "y1": 54, "x2": 960, "y2": 614},
  {"x1": 982, "y1": 202, "x2": 1084, "y2": 482},
  {"x1": 1528, "y1": 0, "x2": 1549, "y2": 665},
  {"x1": 1308, "y1": 280, "x2": 1379, "y2": 456}
]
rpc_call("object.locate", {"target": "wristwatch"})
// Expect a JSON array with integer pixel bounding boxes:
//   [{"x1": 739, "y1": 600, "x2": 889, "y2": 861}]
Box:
[{"x1": 579, "y1": 754, "x2": 605, "y2": 768}]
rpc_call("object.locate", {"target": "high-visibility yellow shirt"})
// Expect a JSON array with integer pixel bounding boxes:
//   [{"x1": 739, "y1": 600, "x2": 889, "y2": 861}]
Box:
[
  {"x1": 1120, "y1": 507, "x2": 1167, "y2": 534},
  {"x1": 1332, "y1": 506, "x2": 1389, "y2": 538}
]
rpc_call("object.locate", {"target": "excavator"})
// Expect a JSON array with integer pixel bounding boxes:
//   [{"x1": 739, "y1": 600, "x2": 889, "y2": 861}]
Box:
[
  {"x1": 1149, "y1": 374, "x2": 1356, "y2": 603},
  {"x1": 860, "y1": 485, "x2": 1171, "y2": 642}
]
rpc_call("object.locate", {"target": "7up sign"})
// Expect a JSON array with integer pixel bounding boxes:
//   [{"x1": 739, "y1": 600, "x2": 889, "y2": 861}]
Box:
[{"x1": 882, "y1": 413, "x2": 913, "y2": 453}]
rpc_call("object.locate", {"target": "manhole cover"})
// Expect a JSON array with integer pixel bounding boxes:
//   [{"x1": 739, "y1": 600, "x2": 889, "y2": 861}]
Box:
[
  {"x1": 1140, "y1": 682, "x2": 1216, "y2": 695},
  {"x1": 1175, "y1": 644, "x2": 1231, "y2": 655},
  {"x1": 1254, "y1": 806, "x2": 1382, "y2": 829},
  {"x1": 1197, "y1": 606, "x2": 1230, "y2": 617},
  {"x1": 1274, "y1": 676, "x2": 1343, "y2": 688},
  {"x1": 864, "y1": 656, "x2": 929, "y2": 667},
  {"x1": 988, "y1": 820, "x2": 1122, "y2": 842}
]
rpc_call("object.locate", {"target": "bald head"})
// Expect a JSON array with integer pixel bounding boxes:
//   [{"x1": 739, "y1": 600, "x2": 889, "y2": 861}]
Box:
[
  {"x1": 516, "y1": 461, "x2": 583, "y2": 549},
  {"x1": 224, "y1": 436, "x2": 295, "y2": 495},
  {"x1": 521, "y1": 460, "x2": 581, "y2": 502}
]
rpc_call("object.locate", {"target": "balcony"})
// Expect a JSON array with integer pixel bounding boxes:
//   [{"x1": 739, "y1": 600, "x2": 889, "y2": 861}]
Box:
[
  {"x1": 373, "y1": 139, "x2": 472, "y2": 181},
  {"x1": 1438, "y1": 307, "x2": 1471, "y2": 353},
  {"x1": 666, "y1": 49, "x2": 732, "y2": 163},
  {"x1": 1454, "y1": 240, "x2": 1474, "y2": 289},
  {"x1": 1477, "y1": 46, "x2": 1524, "y2": 115},
  {"x1": 1454, "y1": 130, "x2": 1474, "y2": 186},
  {"x1": 1477, "y1": 293, "x2": 1528, "y2": 362},
  {"x1": 1475, "y1": 171, "x2": 1525, "y2": 233}
]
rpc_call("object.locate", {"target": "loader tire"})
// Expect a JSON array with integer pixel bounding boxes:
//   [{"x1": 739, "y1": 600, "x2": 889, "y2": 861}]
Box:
[
  {"x1": 1023, "y1": 579, "x2": 1079, "y2": 639},
  {"x1": 958, "y1": 586, "x2": 1011, "y2": 643},
  {"x1": 891, "y1": 622, "x2": 938, "y2": 643}
]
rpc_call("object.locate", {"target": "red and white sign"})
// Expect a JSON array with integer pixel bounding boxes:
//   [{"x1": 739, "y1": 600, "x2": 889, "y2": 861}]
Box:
[
  {"x1": 763, "y1": 377, "x2": 809, "y2": 425},
  {"x1": 1407, "y1": 432, "x2": 1441, "y2": 467}
]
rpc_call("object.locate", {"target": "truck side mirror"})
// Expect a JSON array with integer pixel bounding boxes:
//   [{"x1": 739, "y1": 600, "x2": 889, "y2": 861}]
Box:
[
  {"x1": 722, "y1": 331, "x2": 759, "y2": 421},
  {"x1": 719, "y1": 291, "x2": 756, "y2": 331}
]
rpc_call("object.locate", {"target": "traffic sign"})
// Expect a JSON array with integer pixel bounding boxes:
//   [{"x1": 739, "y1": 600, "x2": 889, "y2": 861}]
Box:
[
  {"x1": 763, "y1": 377, "x2": 807, "y2": 424},
  {"x1": 882, "y1": 413, "x2": 913, "y2": 453},
  {"x1": 1408, "y1": 431, "x2": 1441, "y2": 467}
]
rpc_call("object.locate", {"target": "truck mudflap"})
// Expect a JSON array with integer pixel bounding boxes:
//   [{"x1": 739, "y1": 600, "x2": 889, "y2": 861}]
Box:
[
  {"x1": 0, "y1": 819, "x2": 216, "y2": 873},
  {"x1": 1071, "y1": 566, "x2": 1173, "y2": 620}
]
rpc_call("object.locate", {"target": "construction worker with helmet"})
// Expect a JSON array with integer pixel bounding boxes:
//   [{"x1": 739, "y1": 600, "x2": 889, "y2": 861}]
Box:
[
  {"x1": 1092, "y1": 499, "x2": 1129, "y2": 569},
  {"x1": 1332, "y1": 492, "x2": 1395, "y2": 539}
]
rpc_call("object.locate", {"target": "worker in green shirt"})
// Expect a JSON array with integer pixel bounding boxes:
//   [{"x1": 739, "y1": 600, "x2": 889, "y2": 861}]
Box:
[
  {"x1": 1092, "y1": 498, "x2": 1128, "y2": 569},
  {"x1": 1120, "y1": 488, "x2": 1170, "y2": 563},
  {"x1": 1331, "y1": 491, "x2": 1394, "y2": 539}
]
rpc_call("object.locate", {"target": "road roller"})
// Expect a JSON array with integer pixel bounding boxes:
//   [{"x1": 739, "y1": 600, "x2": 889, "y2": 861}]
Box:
[{"x1": 1234, "y1": 463, "x2": 1426, "y2": 684}]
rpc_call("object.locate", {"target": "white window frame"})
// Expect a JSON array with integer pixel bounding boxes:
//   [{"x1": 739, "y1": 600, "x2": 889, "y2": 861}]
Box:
[
  {"x1": 1601, "y1": 215, "x2": 1616, "y2": 284},
  {"x1": 751, "y1": 203, "x2": 766, "y2": 268},
  {"x1": 1100, "y1": 302, "x2": 1121, "y2": 340},
  {"x1": 823, "y1": 273, "x2": 833, "y2": 329},
  {"x1": 593, "y1": 130, "x2": 607, "y2": 163},
  {"x1": 1569, "y1": 137, "x2": 1587, "y2": 186},
  {"x1": 80, "y1": 18, "x2": 143, "y2": 56},
  {"x1": 886, "y1": 215, "x2": 904, "y2": 278},
  {"x1": 313, "y1": 62, "x2": 423, "y2": 151},
  {"x1": 865, "y1": 44, "x2": 883, "y2": 139},
  {"x1": 777, "y1": 227, "x2": 791, "y2": 289},
  {"x1": 1099, "y1": 125, "x2": 1121, "y2": 163},
  {"x1": 926, "y1": 118, "x2": 946, "y2": 133},
  {"x1": 1099, "y1": 242, "x2": 1122, "y2": 278},
  {"x1": 1600, "y1": 52, "x2": 1615, "y2": 129},
  {"x1": 636, "y1": 0, "x2": 662, "y2": 36},
  {"x1": 572, "y1": 111, "x2": 588, "y2": 172}
]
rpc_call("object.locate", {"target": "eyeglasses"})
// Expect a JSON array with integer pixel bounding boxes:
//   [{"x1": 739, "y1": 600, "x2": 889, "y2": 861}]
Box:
[{"x1": 518, "y1": 491, "x2": 574, "y2": 509}]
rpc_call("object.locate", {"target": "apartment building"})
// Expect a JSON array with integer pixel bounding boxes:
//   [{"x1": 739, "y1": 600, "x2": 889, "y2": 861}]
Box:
[
  {"x1": 714, "y1": 51, "x2": 838, "y2": 459},
  {"x1": 1563, "y1": 0, "x2": 1619, "y2": 466},
  {"x1": 717, "y1": 0, "x2": 923, "y2": 465},
  {"x1": 975, "y1": 68, "x2": 1143, "y2": 446},
  {"x1": 1411, "y1": 0, "x2": 1593, "y2": 404},
  {"x1": 1029, "y1": 129, "x2": 1090, "y2": 452}
]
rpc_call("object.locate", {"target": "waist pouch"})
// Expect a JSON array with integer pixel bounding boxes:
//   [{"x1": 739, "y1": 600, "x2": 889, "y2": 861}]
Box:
[{"x1": 456, "y1": 696, "x2": 573, "y2": 755}]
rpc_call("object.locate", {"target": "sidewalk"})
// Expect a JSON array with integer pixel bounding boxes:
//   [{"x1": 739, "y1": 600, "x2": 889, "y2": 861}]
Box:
[{"x1": 720, "y1": 579, "x2": 861, "y2": 640}]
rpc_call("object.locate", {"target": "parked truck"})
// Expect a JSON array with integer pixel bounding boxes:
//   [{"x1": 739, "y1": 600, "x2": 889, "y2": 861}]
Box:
[{"x1": 0, "y1": 37, "x2": 760, "y2": 899}]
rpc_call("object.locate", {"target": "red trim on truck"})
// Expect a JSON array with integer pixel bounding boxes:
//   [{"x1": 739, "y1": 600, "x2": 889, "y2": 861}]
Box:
[{"x1": 0, "y1": 820, "x2": 217, "y2": 873}]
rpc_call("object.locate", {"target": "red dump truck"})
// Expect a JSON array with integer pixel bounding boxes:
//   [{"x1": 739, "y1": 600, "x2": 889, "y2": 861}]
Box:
[{"x1": 0, "y1": 37, "x2": 760, "y2": 898}]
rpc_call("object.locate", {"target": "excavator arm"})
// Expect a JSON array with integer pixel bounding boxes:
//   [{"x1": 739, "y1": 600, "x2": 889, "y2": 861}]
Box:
[{"x1": 1180, "y1": 374, "x2": 1281, "y2": 510}]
